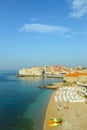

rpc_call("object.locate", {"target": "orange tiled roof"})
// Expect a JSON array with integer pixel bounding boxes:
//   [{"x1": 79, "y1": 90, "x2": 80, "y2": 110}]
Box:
[
  {"x1": 65, "y1": 72, "x2": 87, "y2": 77},
  {"x1": 65, "y1": 72, "x2": 79, "y2": 77},
  {"x1": 79, "y1": 73, "x2": 87, "y2": 76}
]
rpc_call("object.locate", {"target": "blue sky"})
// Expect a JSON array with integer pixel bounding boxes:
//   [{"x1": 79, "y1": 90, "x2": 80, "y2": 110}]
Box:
[{"x1": 0, "y1": 0, "x2": 87, "y2": 70}]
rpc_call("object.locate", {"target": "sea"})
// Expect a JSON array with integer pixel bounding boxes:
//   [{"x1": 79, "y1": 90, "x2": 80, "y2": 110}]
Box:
[{"x1": 0, "y1": 70, "x2": 62, "y2": 130}]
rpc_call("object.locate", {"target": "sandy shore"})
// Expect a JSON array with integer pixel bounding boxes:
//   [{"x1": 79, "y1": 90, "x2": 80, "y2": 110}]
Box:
[{"x1": 43, "y1": 88, "x2": 87, "y2": 130}]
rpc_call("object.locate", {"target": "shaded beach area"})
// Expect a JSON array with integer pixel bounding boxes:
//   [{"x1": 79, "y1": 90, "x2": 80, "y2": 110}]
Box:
[{"x1": 43, "y1": 87, "x2": 87, "y2": 130}]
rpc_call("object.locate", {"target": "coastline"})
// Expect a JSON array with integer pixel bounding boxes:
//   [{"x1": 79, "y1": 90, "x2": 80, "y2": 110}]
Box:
[
  {"x1": 43, "y1": 87, "x2": 87, "y2": 130},
  {"x1": 43, "y1": 89, "x2": 59, "y2": 130}
]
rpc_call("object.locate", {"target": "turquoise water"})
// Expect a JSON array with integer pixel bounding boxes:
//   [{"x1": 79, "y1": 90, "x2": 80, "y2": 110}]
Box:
[{"x1": 0, "y1": 70, "x2": 62, "y2": 130}]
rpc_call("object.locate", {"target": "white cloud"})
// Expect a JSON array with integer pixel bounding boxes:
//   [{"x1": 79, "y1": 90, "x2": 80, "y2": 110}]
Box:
[
  {"x1": 69, "y1": 0, "x2": 87, "y2": 18},
  {"x1": 19, "y1": 23, "x2": 70, "y2": 33}
]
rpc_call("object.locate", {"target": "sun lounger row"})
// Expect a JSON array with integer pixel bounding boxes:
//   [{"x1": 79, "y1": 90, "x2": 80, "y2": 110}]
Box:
[{"x1": 55, "y1": 87, "x2": 85, "y2": 103}]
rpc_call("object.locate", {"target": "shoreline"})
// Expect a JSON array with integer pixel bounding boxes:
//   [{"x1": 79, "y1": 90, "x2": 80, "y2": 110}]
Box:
[
  {"x1": 43, "y1": 87, "x2": 87, "y2": 130},
  {"x1": 43, "y1": 89, "x2": 59, "y2": 130}
]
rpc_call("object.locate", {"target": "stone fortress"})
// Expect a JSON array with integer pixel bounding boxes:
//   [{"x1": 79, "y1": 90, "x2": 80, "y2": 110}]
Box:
[
  {"x1": 18, "y1": 65, "x2": 71, "y2": 78},
  {"x1": 18, "y1": 65, "x2": 87, "y2": 82}
]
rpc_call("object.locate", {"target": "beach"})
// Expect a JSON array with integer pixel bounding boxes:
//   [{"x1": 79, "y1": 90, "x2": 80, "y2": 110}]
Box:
[{"x1": 43, "y1": 87, "x2": 87, "y2": 130}]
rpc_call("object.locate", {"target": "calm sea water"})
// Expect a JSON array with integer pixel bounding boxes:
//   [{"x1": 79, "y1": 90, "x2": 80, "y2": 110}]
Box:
[{"x1": 0, "y1": 70, "x2": 62, "y2": 130}]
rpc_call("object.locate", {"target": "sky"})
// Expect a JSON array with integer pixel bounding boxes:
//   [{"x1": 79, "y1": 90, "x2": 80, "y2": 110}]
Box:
[{"x1": 0, "y1": 0, "x2": 87, "y2": 70}]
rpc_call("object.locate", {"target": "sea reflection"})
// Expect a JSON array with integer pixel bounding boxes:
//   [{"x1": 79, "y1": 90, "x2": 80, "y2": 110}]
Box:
[
  {"x1": 18, "y1": 76, "x2": 42, "y2": 82},
  {"x1": 17, "y1": 76, "x2": 46, "y2": 88},
  {"x1": 17, "y1": 76, "x2": 63, "y2": 89}
]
